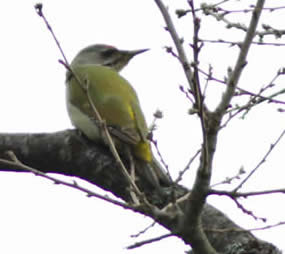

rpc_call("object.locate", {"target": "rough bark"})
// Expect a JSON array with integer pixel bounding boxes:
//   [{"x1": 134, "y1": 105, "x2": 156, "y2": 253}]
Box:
[{"x1": 0, "y1": 130, "x2": 281, "y2": 254}]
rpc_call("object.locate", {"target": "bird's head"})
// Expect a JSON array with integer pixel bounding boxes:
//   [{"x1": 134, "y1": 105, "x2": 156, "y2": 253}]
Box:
[{"x1": 71, "y1": 44, "x2": 149, "y2": 72}]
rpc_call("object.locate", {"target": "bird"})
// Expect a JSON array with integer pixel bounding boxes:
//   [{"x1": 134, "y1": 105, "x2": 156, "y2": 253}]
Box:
[{"x1": 65, "y1": 44, "x2": 171, "y2": 198}]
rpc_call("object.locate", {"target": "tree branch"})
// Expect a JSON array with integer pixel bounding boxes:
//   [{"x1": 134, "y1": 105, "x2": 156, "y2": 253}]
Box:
[
  {"x1": 153, "y1": 1, "x2": 273, "y2": 253},
  {"x1": 0, "y1": 130, "x2": 281, "y2": 253},
  {"x1": 215, "y1": 0, "x2": 265, "y2": 117}
]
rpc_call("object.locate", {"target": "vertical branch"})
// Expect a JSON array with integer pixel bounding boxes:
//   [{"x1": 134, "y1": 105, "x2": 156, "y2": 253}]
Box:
[
  {"x1": 34, "y1": 4, "x2": 69, "y2": 66},
  {"x1": 188, "y1": 0, "x2": 209, "y2": 168},
  {"x1": 154, "y1": 1, "x2": 217, "y2": 253},
  {"x1": 215, "y1": 0, "x2": 266, "y2": 117},
  {"x1": 154, "y1": 0, "x2": 195, "y2": 92},
  {"x1": 154, "y1": 1, "x2": 266, "y2": 253},
  {"x1": 155, "y1": 0, "x2": 209, "y2": 165}
]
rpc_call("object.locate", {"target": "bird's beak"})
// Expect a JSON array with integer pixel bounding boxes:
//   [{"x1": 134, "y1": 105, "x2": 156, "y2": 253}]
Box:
[
  {"x1": 123, "y1": 48, "x2": 150, "y2": 58},
  {"x1": 131, "y1": 48, "x2": 150, "y2": 56}
]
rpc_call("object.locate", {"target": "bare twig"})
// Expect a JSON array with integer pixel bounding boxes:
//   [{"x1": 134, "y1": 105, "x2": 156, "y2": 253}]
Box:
[
  {"x1": 85, "y1": 82, "x2": 142, "y2": 201},
  {"x1": 126, "y1": 233, "x2": 173, "y2": 249},
  {"x1": 220, "y1": 88, "x2": 285, "y2": 128},
  {"x1": 230, "y1": 195, "x2": 266, "y2": 222},
  {"x1": 247, "y1": 221, "x2": 285, "y2": 232},
  {"x1": 211, "y1": 166, "x2": 245, "y2": 187},
  {"x1": 205, "y1": 221, "x2": 285, "y2": 233},
  {"x1": 155, "y1": 1, "x2": 219, "y2": 253},
  {"x1": 34, "y1": 3, "x2": 69, "y2": 65},
  {"x1": 175, "y1": 149, "x2": 201, "y2": 183},
  {"x1": 259, "y1": 25, "x2": 285, "y2": 38},
  {"x1": 209, "y1": 188, "x2": 285, "y2": 198},
  {"x1": 200, "y1": 3, "x2": 247, "y2": 32},
  {"x1": 200, "y1": 3, "x2": 285, "y2": 39},
  {"x1": 35, "y1": 3, "x2": 146, "y2": 205},
  {"x1": 200, "y1": 38, "x2": 285, "y2": 47},
  {"x1": 179, "y1": 85, "x2": 195, "y2": 104},
  {"x1": 198, "y1": 67, "x2": 285, "y2": 106},
  {"x1": 0, "y1": 151, "x2": 135, "y2": 211},
  {"x1": 216, "y1": 6, "x2": 285, "y2": 16},
  {"x1": 188, "y1": 1, "x2": 209, "y2": 167},
  {"x1": 215, "y1": 0, "x2": 266, "y2": 117},
  {"x1": 176, "y1": 0, "x2": 230, "y2": 18},
  {"x1": 154, "y1": 0, "x2": 195, "y2": 93},
  {"x1": 148, "y1": 109, "x2": 163, "y2": 138},
  {"x1": 233, "y1": 129, "x2": 285, "y2": 192},
  {"x1": 239, "y1": 72, "x2": 285, "y2": 118},
  {"x1": 130, "y1": 221, "x2": 156, "y2": 238},
  {"x1": 151, "y1": 139, "x2": 171, "y2": 179}
]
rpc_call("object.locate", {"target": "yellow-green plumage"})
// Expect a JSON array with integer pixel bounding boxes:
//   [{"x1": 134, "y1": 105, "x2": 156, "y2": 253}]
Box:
[
  {"x1": 66, "y1": 44, "x2": 171, "y2": 193},
  {"x1": 67, "y1": 64, "x2": 152, "y2": 163}
]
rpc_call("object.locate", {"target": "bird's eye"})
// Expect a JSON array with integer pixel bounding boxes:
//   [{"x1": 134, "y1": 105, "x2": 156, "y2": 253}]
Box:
[{"x1": 101, "y1": 48, "x2": 116, "y2": 58}]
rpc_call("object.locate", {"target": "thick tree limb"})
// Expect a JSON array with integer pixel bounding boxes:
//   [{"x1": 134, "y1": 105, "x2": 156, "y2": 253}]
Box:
[{"x1": 0, "y1": 130, "x2": 281, "y2": 254}]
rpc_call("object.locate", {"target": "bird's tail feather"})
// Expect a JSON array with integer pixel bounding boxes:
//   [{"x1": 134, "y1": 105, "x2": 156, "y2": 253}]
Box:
[{"x1": 134, "y1": 158, "x2": 172, "y2": 198}]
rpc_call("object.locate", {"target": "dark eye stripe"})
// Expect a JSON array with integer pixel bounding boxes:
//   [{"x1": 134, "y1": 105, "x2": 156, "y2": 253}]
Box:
[{"x1": 101, "y1": 48, "x2": 116, "y2": 57}]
